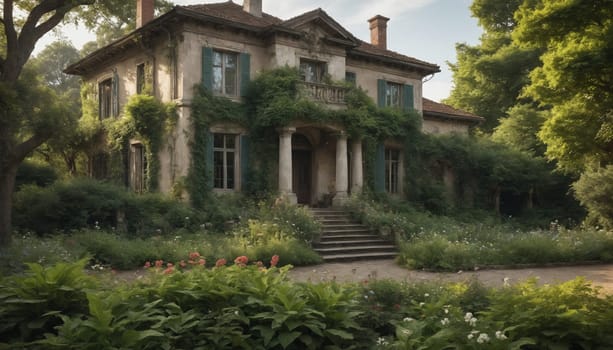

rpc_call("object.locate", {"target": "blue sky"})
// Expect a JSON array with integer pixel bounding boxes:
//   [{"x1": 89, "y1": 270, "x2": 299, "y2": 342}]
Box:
[{"x1": 37, "y1": 0, "x2": 482, "y2": 102}]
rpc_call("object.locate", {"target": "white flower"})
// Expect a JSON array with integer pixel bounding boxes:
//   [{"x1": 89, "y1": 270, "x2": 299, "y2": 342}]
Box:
[
  {"x1": 503, "y1": 277, "x2": 510, "y2": 287},
  {"x1": 419, "y1": 302, "x2": 425, "y2": 307},
  {"x1": 464, "y1": 312, "x2": 473, "y2": 322},
  {"x1": 495, "y1": 331, "x2": 508, "y2": 340},
  {"x1": 403, "y1": 317, "x2": 415, "y2": 322},
  {"x1": 440, "y1": 318, "x2": 450, "y2": 326},
  {"x1": 376, "y1": 337, "x2": 388, "y2": 345},
  {"x1": 424, "y1": 293, "x2": 430, "y2": 297},
  {"x1": 469, "y1": 317, "x2": 478, "y2": 327},
  {"x1": 467, "y1": 334, "x2": 474, "y2": 340},
  {"x1": 402, "y1": 329, "x2": 413, "y2": 336},
  {"x1": 477, "y1": 333, "x2": 490, "y2": 344}
]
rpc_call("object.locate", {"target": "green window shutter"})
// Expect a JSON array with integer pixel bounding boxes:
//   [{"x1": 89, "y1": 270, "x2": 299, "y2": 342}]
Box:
[
  {"x1": 205, "y1": 131, "x2": 214, "y2": 188},
  {"x1": 345, "y1": 71, "x2": 356, "y2": 86},
  {"x1": 374, "y1": 143, "x2": 385, "y2": 192},
  {"x1": 377, "y1": 79, "x2": 386, "y2": 107},
  {"x1": 202, "y1": 47, "x2": 213, "y2": 90},
  {"x1": 240, "y1": 134, "x2": 250, "y2": 191},
  {"x1": 112, "y1": 70, "x2": 119, "y2": 117},
  {"x1": 403, "y1": 84, "x2": 414, "y2": 111},
  {"x1": 239, "y1": 52, "x2": 251, "y2": 97}
]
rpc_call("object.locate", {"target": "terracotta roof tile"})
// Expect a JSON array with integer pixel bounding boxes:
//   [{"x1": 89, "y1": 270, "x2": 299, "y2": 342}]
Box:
[
  {"x1": 181, "y1": 1, "x2": 282, "y2": 27},
  {"x1": 422, "y1": 98, "x2": 484, "y2": 122}
]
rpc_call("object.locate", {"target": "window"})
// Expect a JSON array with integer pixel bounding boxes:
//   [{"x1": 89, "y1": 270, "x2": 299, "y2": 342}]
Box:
[
  {"x1": 385, "y1": 148, "x2": 400, "y2": 194},
  {"x1": 300, "y1": 59, "x2": 326, "y2": 83},
  {"x1": 345, "y1": 71, "x2": 356, "y2": 86},
  {"x1": 99, "y1": 78, "x2": 113, "y2": 119},
  {"x1": 90, "y1": 153, "x2": 109, "y2": 180},
  {"x1": 212, "y1": 51, "x2": 238, "y2": 96},
  {"x1": 130, "y1": 143, "x2": 147, "y2": 192},
  {"x1": 385, "y1": 82, "x2": 402, "y2": 108},
  {"x1": 136, "y1": 63, "x2": 145, "y2": 94},
  {"x1": 213, "y1": 133, "x2": 237, "y2": 190}
]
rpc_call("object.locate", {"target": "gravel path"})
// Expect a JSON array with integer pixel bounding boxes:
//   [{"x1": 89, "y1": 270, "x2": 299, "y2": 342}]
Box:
[{"x1": 288, "y1": 260, "x2": 613, "y2": 293}]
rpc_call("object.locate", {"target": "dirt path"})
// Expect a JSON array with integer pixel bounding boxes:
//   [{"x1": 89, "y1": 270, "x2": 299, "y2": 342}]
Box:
[{"x1": 288, "y1": 260, "x2": 613, "y2": 293}]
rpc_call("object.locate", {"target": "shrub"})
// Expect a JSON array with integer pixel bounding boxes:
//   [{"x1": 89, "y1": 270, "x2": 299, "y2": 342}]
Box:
[
  {"x1": 574, "y1": 165, "x2": 613, "y2": 228},
  {"x1": 0, "y1": 234, "x2": 84, "y2": 275},
  {"x1": 14, "y1": 160, "x2": 58, "y2": 189}
]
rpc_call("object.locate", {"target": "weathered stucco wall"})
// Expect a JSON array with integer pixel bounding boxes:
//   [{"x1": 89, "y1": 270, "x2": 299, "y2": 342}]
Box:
[{"x1": 422, "y1": 118, "x2": 471, "y2": 135}]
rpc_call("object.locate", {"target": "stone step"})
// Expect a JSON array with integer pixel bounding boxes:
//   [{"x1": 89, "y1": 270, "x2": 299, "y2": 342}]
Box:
[
  {"x1": 318, "y1": 234, "x2": 382, "y2": 242},
  {"x1": 319, "y1": 251, "x2": 398, "y2": 263},
  {"x1": 314, "y1": 239, "x2": 390, "y2": 247},
  {"x1": 322, "y1": 229, "x2": 372, "y2": 235},
  {"x1": 320, "y1": 223, "x2": 366, "y2": 229},
  {"x1": 314, "y1": 245, "x2": 396, "y2": 254}
]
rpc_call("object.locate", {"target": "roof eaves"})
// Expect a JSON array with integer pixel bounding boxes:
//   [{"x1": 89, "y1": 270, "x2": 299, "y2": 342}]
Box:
[
  {"x1": 348, "y1": 49, "x2": 440, "y2": 74},
  {"x1": 423, "y1": 110, "x2": 485, "y2": 123}
]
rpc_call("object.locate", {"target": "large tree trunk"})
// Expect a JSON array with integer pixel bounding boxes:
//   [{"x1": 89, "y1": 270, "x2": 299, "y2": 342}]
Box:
[{"x1": 0, "y1": 163, "x2": 18, "y2": 246}]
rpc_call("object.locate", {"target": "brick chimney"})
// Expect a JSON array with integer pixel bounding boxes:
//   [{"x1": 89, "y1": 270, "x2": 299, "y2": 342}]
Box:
[
  {"x1": 137, "y1": 0, "x2": 154, "y2": 28},
  {"x1": 368, "y1": 15, "x2": 390, "y2": 50},
  {"x1": 243, "y1": 0, "x2": 262, "y2": 17}
]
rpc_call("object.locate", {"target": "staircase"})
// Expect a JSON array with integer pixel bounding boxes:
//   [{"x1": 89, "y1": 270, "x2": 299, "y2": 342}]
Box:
[{"x1": 310, "y1": 208, "x2": 397, "y2": 262}]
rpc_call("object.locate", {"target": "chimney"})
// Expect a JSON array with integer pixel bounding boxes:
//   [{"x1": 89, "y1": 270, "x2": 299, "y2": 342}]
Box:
[
  {"x1": 136, "y1": 0, "x2": 154, "y2": 28},
  {"x1": 368, "y1": 15, "x2": 390, "y2": 50},
  {"x1": 243, "y1": 0, "x2": 262, "y2": 17}
]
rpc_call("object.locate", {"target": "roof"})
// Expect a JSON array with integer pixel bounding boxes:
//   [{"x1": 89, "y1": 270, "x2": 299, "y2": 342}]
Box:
[
  {"x1": 422, "y1": 98, "x2": 484, "y2": 123},
  {"x1": 65, "y1": 1, "x2": 440, "y2": 75}
]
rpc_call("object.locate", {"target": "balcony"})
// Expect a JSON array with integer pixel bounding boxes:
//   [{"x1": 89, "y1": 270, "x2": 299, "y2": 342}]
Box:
[{"x1": 299, "y1": 81, "x2": 347, "y2": 105}]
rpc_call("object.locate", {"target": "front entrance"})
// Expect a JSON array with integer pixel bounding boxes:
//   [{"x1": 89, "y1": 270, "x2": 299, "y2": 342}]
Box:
[{"x1": 292, "y1": 150, "x2": 312, "y2": 205}]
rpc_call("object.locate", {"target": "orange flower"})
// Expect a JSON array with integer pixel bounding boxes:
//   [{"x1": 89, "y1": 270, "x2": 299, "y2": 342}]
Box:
[
  {"x1": 215, "y1": 258, "x2": 227, "y2": 267},
  {"x1": 270, "y1": 255, "x2": 279, "y2": 267}
]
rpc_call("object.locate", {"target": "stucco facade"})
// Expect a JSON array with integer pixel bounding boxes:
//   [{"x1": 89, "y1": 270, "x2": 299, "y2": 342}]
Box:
[{"x1": 66, "y1": 0, "x2": 481, "y2": 205}]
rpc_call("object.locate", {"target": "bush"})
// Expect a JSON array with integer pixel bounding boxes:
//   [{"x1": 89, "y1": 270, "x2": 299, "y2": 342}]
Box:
[
  {"x1": 574, "y1": 165, "x2": 613, "y2": 228},
  {"x1": 14, "y1": 160, "x2": 58, "y2": 189}
]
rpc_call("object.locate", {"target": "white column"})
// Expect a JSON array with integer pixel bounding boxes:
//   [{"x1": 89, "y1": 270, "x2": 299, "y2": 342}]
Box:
[
  {"x1": 277, "y1": 127, "x2": 297, "y2": 204},
  {"x1": 333, "y1": 132, "x2": 349, "y2": 206},
  {"x1": 351, "y1": 139, "x2": 363, "y2": 193}
]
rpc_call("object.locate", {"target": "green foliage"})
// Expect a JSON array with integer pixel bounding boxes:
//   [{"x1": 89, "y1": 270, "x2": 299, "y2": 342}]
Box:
[
  {"x1": 12, "y1": 178, "x2": 205, "y2": 236},
  {"x1": 491, "y1": 103, "x2": 547, "y2": 155},
  {"x1": 14, "y1": 160, "x2": 58, "y2": 189},
  {"x1": 573, "y1": 165, "x2": 613, "y2": 228},
  {"x1": 0, "y1": 258, "x2": 96, "y2": 344}
]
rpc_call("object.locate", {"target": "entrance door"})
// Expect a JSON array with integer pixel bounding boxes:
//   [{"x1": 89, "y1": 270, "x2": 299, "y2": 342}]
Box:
[{"x1": 292, "y1": 150, "x2": 312, "y2": 205}]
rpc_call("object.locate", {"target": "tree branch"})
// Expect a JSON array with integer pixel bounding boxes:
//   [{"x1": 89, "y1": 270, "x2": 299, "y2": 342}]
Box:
[
  {"x1": 3, "y1": 0, "x2": 17, "y2": 47},
  {"x1": 12, "y1": 132, "x2": 52, "y2": 164}
]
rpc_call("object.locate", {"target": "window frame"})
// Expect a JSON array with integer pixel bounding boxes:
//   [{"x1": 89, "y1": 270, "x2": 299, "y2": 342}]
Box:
[
  {"x1": 212, "y1": 50, "x2": 239, "y2": 97},
  {"x1": 136, "y1": 63, "x2": 146, "y2": 94},
  {"x1": 213, "y1": 133, "x2": 239, "y2": 190},
  {"x1": 385, "y1": 81, "x2": 402, "y2": 108},
  {"x1": 98, "y1": 78, "x2": 113, "y2": 120},
  {"x1": 299, "y1": 59, "x2": 327, "y2": 83},
  {"x1": 385, "y1": 147, "x2": 401, "y2": 194}
]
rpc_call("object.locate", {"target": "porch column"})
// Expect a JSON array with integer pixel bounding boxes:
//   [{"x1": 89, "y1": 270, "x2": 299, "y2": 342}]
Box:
[
  {"x1": 277, "y1": 127, "x2": 297, "y2": 204},
  {"x1": 351, "y1": 139, "x2": 363, "y2": 193},
  {"x1": 333, "y1": 132, "x2": 349, "y2": 206}
]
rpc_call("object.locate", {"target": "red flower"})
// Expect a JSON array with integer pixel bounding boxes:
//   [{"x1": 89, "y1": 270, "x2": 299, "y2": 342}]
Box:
[
  {"x1": 215, "y1": 258, "x2": 227, "y2": 267},
  {"x1": 144, "y1": 261, "x2": 151, "y2": 268},
  {"x1": 179, "y1": 260, "x2": 187, "y2": 268},
  {"x1": 167, "y1": 262, "x2": 174, "y2": 268},
  {"x1": 270, "y1": 255, "x2": 279, "y2": 267},
  {"x1": 198, "y1": 258, "x2": 206, "y2": 266},
  {"x1": 155, "y1": 260, "x2": 164, "y2": 268},
  {"x1": 163, "y1": 266, "x2": 174, "y2": 274},
  {"x1": 189, "y1": 252, "x2": 200, "y2": 260},
  {"x1": 234, "y1": 255, "x2": 248, "y2": 266}
]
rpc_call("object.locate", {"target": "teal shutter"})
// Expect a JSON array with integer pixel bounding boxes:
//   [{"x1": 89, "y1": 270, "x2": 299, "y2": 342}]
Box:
[
  {"x1": 202, "y1": 47, "x2": 213, "y2": 90},
  {"x1": 239, "y1": 52, "x2": 251, "y2": 97},
  {"x1": 206, "y1": 131, "x2": 214, "y2": 188},
  {"x1": 240, "y1": 135, "x2": 250, "y2": 191},
  {"x1": 345, "y1": 71, "x2": 356, "y2": 86},
  {"x1": 377, "y1": 79, "x2": 386, "y2": 107},
  {"x1": 403, "y1": 84, "x2": 414, "y2": 111},
  {"x1": 374, "y1": 143, "x2": 385, "y2": 192}
]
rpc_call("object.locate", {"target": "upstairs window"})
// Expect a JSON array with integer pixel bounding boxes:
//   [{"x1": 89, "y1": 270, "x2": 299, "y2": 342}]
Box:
[
  {"x1": 385, "y1": 82, "x2": 402, "y2": 108},
  {"x1": 213, "y1": 133, "x2": 237, "y2": 190},
  {"x1": 99, "y1": 78, "x2": 113, "y2": 119},
  {"x1": 300, "y1": 59, "x2": 326, "y2": 83},
  {"x1": 136, "y1": 63, "x2": 146, "y2": 94},
  {"x1": 213, "y1": 51, "x2": 238, "y2": 96}
]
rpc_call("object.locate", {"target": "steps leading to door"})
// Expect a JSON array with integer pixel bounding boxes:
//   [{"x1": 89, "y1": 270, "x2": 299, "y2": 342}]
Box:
[{"x1": 310, "y1": 208, "x2": 397, "y2": 262}]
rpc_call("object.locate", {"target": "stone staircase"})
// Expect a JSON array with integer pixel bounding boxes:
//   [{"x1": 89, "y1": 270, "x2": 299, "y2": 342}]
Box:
[{"x1": 309, "y1": 208, "x2": 397, "y2": 262}]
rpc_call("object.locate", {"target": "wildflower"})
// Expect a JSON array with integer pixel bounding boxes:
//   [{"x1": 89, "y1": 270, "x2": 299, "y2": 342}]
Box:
[
  {"x1": 495, "y1": 331, "x2": 508, "y2": 340},
  {"x1": 215, "y1": 258, "x2": 227, "y2": 267},
  {"x1": 402, "y1": 329, "x2": 413, "y2": 336},
  {"x1": 424, "y1": 293, "x2": 430, "y2": 297},
  {"x1": 256, "y1": 261, "x2": 264, "y2": 267},
  {"x1": 163, "y1": 266, "x2": 174, "y2": 274},
  {"x1": 469, "y1": 317, "x2": 478, "y2": 327},
  {"x1": 467, "y1": 334, "x2": 474, "y2": 340},
  {"x1": 144, "y1": 261, "x2": 151, "y2": 268},
  {"x1": 179, "y1": 260, "x2": 187, "y2": 268},
  {"x1": 419, "y1": 302, "x2": 425, "y2": 307},
  {"x1": 167, "y1": 262, "x2": 174, "y2": 268},
  {"x1": 403, "y1": 317, "x2": 414, "y2": 322},
  {"x1": 155, "y1": 260, "x2": 164, "y2": 268},
  {"x1": 189, "y1": 252, "x2": 200, "y2": 260},
  {"x1": 477, "y1": 333, "x2": 490, "y2": 343},
  {"x1": 376, "y1": 337, "x2": 388, "y2": 345},
  {"x1": 503, "y1": 277, "x2": 510, "y2": 287},
  {"x1": 464, "y1": 312, "x2": 473, "y2": 322},
  {"x1": 440, "y1": 318, "x2": 450, "y2": 326},
  {"x1": 270, "y1": 254, "x2": 279, "y2": 267},
  {"x1": 198, "y1": 258, "x2": 206, "y2": 266}
]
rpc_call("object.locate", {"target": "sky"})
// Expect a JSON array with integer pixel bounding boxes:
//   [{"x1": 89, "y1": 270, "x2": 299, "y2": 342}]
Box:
[{"x1": 36, "y1": 0, "x2": 483, "y2": 102}]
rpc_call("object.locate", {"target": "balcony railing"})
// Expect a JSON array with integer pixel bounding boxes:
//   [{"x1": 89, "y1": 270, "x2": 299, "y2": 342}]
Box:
[{"x1": 299, "y1": 81, "x2": 347, "y2": 105}]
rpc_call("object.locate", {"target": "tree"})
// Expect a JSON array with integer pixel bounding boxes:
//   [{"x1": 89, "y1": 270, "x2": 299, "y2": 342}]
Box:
[
  {"x1": 491, "y1": 103, "x2": 547, "y2": 155},
  {"x1": 1, "y1": 0, "x2": 170, "y2": 245},
  {"x1": 513, "y1": 0, "x2": 613, "y2": 173},
  {"x1": 445, "y1": 0, "x2": 542, "y2": 131}
]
